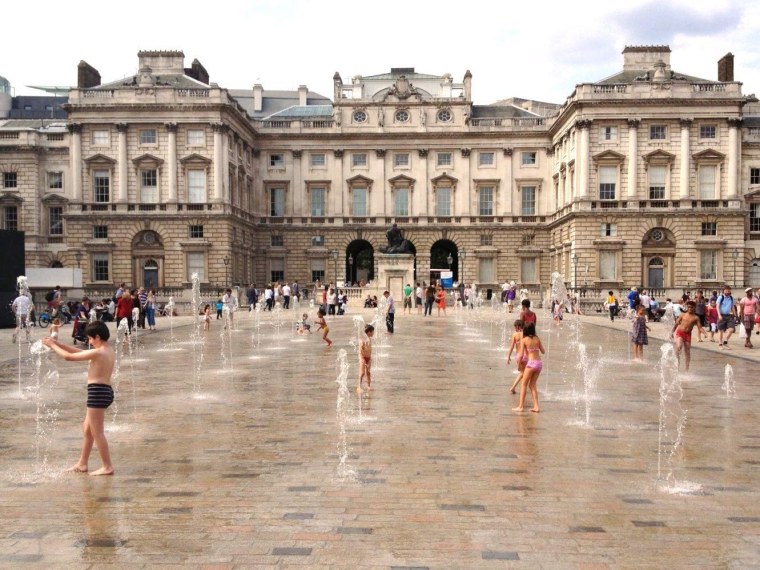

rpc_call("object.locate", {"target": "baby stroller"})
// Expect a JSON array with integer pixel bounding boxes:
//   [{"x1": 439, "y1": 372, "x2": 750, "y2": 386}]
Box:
[{"x1": 71, "y1": 317, "x2": 88, "y2": 346}]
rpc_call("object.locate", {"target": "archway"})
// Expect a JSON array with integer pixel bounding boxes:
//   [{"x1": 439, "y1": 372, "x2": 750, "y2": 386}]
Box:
[
  {"x1": 132, "y1": 230, "x2": 164, "y2": 288},
  {"x1": 50, "y1": 260, "x2": 63, "y2": 268},
  {"x1": 642, "y1": 227, "x2": 675, "y2": 289},
  {"x1": 430, "y1": 239, "x2": 458, "y2": 283},
  {"x1": 143, "y1": 259, "x2": 159, "y2": 289},
  {"x1": 647, "y1": 257, "x2": 664, "y2": 289},
  {"x1": 346, "y1": 239, "x2": 374, "y2": 284}
]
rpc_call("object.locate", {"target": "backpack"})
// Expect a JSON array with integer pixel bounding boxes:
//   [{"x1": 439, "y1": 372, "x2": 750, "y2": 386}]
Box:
[{"x1": 45, "y1": 290, "x2": 56, "y2": 302}]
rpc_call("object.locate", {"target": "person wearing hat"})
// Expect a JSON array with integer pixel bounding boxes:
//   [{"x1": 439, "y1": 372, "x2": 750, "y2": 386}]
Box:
[{"x1": 739, "y1": 287, "x2": 759, "y2": 348}]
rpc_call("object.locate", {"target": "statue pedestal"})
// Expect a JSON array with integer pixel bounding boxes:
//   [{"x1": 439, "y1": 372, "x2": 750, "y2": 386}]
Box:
[{"x1": 376, "y1": 254, "x2": 415, "y2": 302}]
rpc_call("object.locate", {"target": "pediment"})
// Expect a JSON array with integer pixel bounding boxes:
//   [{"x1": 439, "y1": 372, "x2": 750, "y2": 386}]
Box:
[
  {"x1": 431, "y1": 173, "x2": 459, "y2": 185},
  {"x1": 692, "y1": 148, "x2": 725, "y2": 161},
  {"x1": 132, "y1": 153, "x2": 164, "y2": 167},
  {"x1": 642, "y1": 149, "x2": 676, "y2": 164},
  {"x1": 592, "y1": 150, "x2": 626, "y2": 163},
  {"x1": 41, "y1": 193, "x2": 69, "y2": 204},
  {"x1": 346, "y1": 174, "x2": 374, "y2": 186},
  {"x1": 179, "y1": 153, "x2": 212, "y2": 165},
  {"x1": 84, "y1": 153, "x2": 116, "y2": 165},
  {"x1": 388, "y1": 174, "x2": 416, "y2": 187},
  {"x1": 0, "y1": 192, "x2": 23, "y2": 205},
  {"x1": 744, "y1": 188, "x2": 760, "y2": 200}
]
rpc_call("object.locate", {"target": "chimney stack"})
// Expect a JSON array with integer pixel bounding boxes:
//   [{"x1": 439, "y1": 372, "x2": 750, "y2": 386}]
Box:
[
  {"x1": 185, "y1": 59, "x2": 209, "y2": 85},
  {"x1": 253, "y1": 84, "x2": 263, "y2": 112},
  {"x1": 298, "y1": 85, "x2": 308, "y2": 106},
  {"x1": 77, "y1": 61, "x2": 101, "y2": 89},
  {"x1": 718, "y1": 53, "x2": 734, "y2": 82}
]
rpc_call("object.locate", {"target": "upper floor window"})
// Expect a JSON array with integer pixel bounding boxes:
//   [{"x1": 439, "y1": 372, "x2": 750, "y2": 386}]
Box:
[
  {"x1": 478, "y1": 152, "x2": 495, "y2": 166},
  {"x1": 187, "y1": 129, "x2": 205, "y2": 145},
  {"x1": 437, "y1": 152, "x2": 452, "y2": 167},
  {"x1": 140, "y1": 129, "x2": 157, "y2": 145},
  {"x1": 699, "y1": 125, "x2": 717, "y2": 139},
  {"x1": 394, "y1": 153, "x2": 409, "y2": 167},
  {"x1": 352, "y1": 153, "x2": 367, "y2": 168},
  {"x1": 698, "y1": 165, "x2": 717, "y2": 199},
  {"x1": 92, "y1": 130, "x2": 110, "y2": 145},
  {"x1": 48, "y1": 171, "x2": 63, "y2": 190},
  {"x1": 649, "y1": 125, "x2": 667, "y2": 140},
  {"x1": 601, "y1": 126, "x2": 618, "y2": 141},
  {"x1": 394, "y1": 188, "x2": 409, "y2": 216},
  {"x1": 701, "y1": 222, "x2": 717, "y2": 236},
  {"x1": 599, "y1": 166, "x2": 617, "y2": 200},
  {"x1": 600, "y1": 223, "x2": 617, "y2": 237},
  {"x1": 271, "y1": 234, "x2": 284, "y2": 247},
  {"x1": 352, "y1": 188, "x2": 368, "y2": 216},
  {"x1": 93, "y1": 225, "x2": 108, "y2": 239},
  {"x1": 310, "y1": 187, "x2": 326, "y2": 217},
  {"x1": 49, "y1": 206, "x2": 63, "y2": 235},
  {"x1": 269, "y1": 154, "x2": 284, "y2": 168},
  {"x1": 480, "y1": 234, "x2": 493, "y2": 246},
  {"x1": 521, "y1": 186, "x2": 536, "y2": 215},
  {"x1": 270, "y1": 188, "x2": 285, "y2": 216},
  {"x1": 3, "y1": 172, "x2": 17, "y2": 188},
  {"x1": 187, "y1": 170, "x2": 206, "y2": 203},
  {"x1": 435, "y1": 187, "x2": 451, "y2": 216},
  {"x1": 189, "y1": 225, "x2": 204, "y2": 239},
  {"x1": 3, "y1": 206, "x2": 18, "y2": 231},
  {"x1": 141, "y1": 169, "x2": 158, "y2": 203},
  {"x1": 93, "y1": 170, "x2": 110, "y2": 203},
  {"x1": 311, "y1": 235, "x2": 325, "y2": 247},
  {"x1": 521, "y1": 151, "x2": 537, "y2": 166},
  {"x1": 310, "y1": 153, "x2": 325, "y2": 167},
  {"x1": 648, "y1": 165, "x2": 666, "y2": 200},
  {"x1": 750, "y1": 167, "x2": 760, "y2": 185},
  {"x1": 479, "y1": 186, "x2": 494, "y2": 216},
  {"x1": 750, "y1": 203, "x2": 760, "y2": 232}
]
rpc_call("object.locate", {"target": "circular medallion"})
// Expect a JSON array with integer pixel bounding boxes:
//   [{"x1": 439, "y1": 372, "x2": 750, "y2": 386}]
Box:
[
  {"x1": 437, "y1": 109, "x2": 452, "y2": 122},
  {"x1": 143, "y1": 231, "x2": 156, "y2": 245},
  {"x1": 353, "y1": 111, "x2": 367, "y2": 123},
  {"x1": 395, "y1": 110, "x2": 409, "y2": 123},
  {"x1": 651, "y1": 229, "x2": 664, "y2": 242}
]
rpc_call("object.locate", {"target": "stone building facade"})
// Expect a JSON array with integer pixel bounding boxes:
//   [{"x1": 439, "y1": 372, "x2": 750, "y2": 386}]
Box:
[{"x1": 1, "y1": 46, "x2": 759, "y2": 293}]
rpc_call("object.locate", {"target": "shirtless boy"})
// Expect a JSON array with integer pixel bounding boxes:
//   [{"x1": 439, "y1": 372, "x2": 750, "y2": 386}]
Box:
[
  {"x1": 358, "y1": 324, "x2": 375, "y2": 393},
  {"x1": 506, "y1": 320, "x2": 525, "y2": 394},
  {"x1": 672, "y1": 301, "x2": 706, "y2": 372},
  {"x1": 43, "y1": 321, "x2": 116, "y2": 476}
]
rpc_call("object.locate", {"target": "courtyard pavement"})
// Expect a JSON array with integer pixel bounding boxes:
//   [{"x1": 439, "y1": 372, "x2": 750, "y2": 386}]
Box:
[{"x1": 0, "y1": 306, "x2": 759, "y2": 568}]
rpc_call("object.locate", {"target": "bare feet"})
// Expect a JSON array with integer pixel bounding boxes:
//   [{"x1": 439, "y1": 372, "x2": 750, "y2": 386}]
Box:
[
  {"x1": 531, "y1": 408, "x2": 540, "y2": 413},
  {"x1": 89, "y1": 467, "x2": 114, "y2": 476},
  {"x1": 66, "y1": 464, "x2": 88, "y2": 473},
  {"x1": 357, "y1": 387, "x2": 364, "y2": 394},
  {"x1": 510, "y1": 389, "x2": 516, "y2": 394},
  {"x1": 512, "y1": 407, "x2": 524, "y2": 412}
]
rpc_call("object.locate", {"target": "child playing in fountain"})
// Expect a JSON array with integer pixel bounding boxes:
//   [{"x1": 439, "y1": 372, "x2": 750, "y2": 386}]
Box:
[
  {"x1": 705, "y1": 299, "x2": 719, "y2": 342},
  {"x1": 203, "y1": 304, "x2": 211, "y2": 331},
  {"x1": 50, "y1": 318, "x2": 61, "y2": 340},
  {"x1": 672, "y1": 300, "x2": 706, "y2": 372},
  {"x1": 296, "y1": 313, "x2": 311, "y2": 334},
  {"x1": 512, "y1": 323, "x2": 545, "y2": 413},
  {"x1": 358, "y1": 324, "x2": 375, "y2": 393},
  {"x1": 631, "y1": 305, "x2": 650, "y2": 362},
  {"x1": 43, "y1": 321, "x2": 115, "y2": 476},
  {"x1": 316, "y1": 307, "x2": 333, "y2": 347},
  {"x1": 506, "y1": 320, "x2": 526, "y2": 394}
]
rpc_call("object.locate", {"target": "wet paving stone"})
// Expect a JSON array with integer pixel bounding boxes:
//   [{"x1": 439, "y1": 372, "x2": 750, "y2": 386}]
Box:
[
  {"x1": 159, "y1": 507, "x2": 192, "y2": 514},
  {"x1": 570, "y1": 526, "x2": 606, "y2": 533},
  {"x1": 283, "y1": 513, "x2": 314, "y2": 520},
  {"x1": 271, "y1": 547, "x2": 312, "y2": 556},
  {"x1": 439, "y1": 504, "x2": 486, "y2": 511},
  {"x1": 632, "y1": 521, "x2": 667, "y2": 527},
  {"x1": 728, "y1": 517, "x2": 760, "y2": 523},
  {"x1": 336, "y1": 527, "x2": 373, "y2": 534},
  {"x1": 481, "y1": 551, "x2": 520, "y2": 560},
  {"x1": 156, "y1": 491, "x2": 200, "y2": 497},
  {"x1": 288, "y1": 486, "x2": 318, "y2": 492}
]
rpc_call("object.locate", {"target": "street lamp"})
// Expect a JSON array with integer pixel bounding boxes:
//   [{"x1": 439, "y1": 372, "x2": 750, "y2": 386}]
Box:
[
  {"x1": 460, "y1": 250, "x2": 466, "y2": 285},
  {"x1": 446, "y1": 252, "x2": 453, "y2": 269},
  {"x1": 74, "y1": 251, "x2": 83, "y2": 269},
  {"x1": 331, "y1": 250, "x2": 338, "y2": 287},
  {"x1": 348, "y1": 253, "x2": 354, "y2": 285},
  {"x1": 571, "y1": 253, "x2": 578, "y2": 289},
  {"x1": 223, "y1": 255, "x2": 230, "y2": 288},
  {"x1": 732, "y1": 247, "x2": 739, "y2": 287}
]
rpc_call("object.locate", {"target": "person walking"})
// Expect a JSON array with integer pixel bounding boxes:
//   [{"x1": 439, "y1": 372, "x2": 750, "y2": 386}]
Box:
[
  {"x1": 435, "y1": 286, "x2": 447, "y2": 316},
  {"x1": 716, "y1": 286, "x2": 737, "y2": 349},
  {"x1": 739, "y1": 287, "x2": 758, "y2": 348},
  {"x1": 145, "y1": 289, "x2": 156, "y2": 331},
  {"x1": 424, "y1": 283, "x2": 435, "y2": 317},
  {"x1": 605, "y1": 290, "x2": 618, "y2": 321},
  {"x1": 282, "y1": 282, "x2": 291, "y2": 309},
  {"x1": 403, "y1": 283, "x2": 413, "y2": 314},
  {"x1": 512, "y1": 323, "x2": 545, "y2": 413},
  {"x1": 383, "y1": 290, "x2": 395, "y2": 333}
]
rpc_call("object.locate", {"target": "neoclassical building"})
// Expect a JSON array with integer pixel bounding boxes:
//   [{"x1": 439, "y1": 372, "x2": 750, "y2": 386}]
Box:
[{"x1": 1, "y1": 46, "x2": 759, "y2": 292}]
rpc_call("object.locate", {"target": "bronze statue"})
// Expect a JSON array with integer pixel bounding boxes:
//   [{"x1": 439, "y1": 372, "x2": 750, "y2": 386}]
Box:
[{"x1": 380, "y1": 223, "x2": 414, "y2": 254}]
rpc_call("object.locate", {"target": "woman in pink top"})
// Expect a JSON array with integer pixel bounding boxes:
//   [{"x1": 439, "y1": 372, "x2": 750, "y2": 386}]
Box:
[{"x1": 739, "y1": 288, "x2": 759, "y2": 348}]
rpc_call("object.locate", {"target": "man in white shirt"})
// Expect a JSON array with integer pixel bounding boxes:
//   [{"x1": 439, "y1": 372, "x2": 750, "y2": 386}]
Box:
[
  {"x1": 415, "y1": 283, "x2": 423, "y2": 315},
  {"x1": 264, "y1": 286, "x2": 274, "y2": 311},
  {"x1": 12, "y1": 293, "x2": 33, "y2": 343},
  {"x1": 282, "y1": 283, "x2": 291, "y2": 309},
  {"x1": 639, "y1": 290, "x2": 651, "y2": 321}
]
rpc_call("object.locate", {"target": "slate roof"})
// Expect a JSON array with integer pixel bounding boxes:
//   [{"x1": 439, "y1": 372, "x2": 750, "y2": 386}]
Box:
[
  {"x1": 229, "y1": 89, "x2": 332, "y2": 119},
  {"x1": 93, "y1": 73, "x2": 210, "y2": 90},
  {"x1": 362, "y1": 71, "x2": 443, "y2": 80},
  {"x1": 264, "y1": 105, "x2": 333, "y2": 119},
  {"x1": 0, "y1": 119, "x2": 67, "y2": 130},
  {"x1": 595, "y1": 69, "x2": 714, "y2": 85},
  {"x1": 471, "y1": 105, "x2": 540, "y2": 119}
]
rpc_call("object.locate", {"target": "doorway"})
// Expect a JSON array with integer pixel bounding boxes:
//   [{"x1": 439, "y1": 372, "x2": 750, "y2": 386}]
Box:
[
  {"x1": 647, "y1": 257, "x2": 664, "y2": 289},
  {"x1": 143, "y1": 259, "x2": 159, "y2": 289}
]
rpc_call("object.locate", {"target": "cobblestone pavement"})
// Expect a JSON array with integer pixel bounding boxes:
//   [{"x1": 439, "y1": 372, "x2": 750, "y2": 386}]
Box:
[{"x1": 0, "y1": 307, "x2": 758, "y2": 568}]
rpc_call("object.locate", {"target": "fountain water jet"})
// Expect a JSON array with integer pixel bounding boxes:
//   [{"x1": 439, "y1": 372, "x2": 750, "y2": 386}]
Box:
[
  {"x1": 335, "y1": 349, "x2": 356, "y2": 482},
  {"x1": 722, "y1": 364, "x2": 735, "y2": 398}
]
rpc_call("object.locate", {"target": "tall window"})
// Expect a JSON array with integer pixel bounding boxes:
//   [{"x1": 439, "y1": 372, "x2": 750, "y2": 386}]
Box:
[
  {"x1": 521, "y1": 152, "x2": 537, "y2": 166},
  {"x1": 93, "y1": 170, "x2": 110, "y2": 202},
  {"x1": 310, "y1": 153, "x2": 325, "y2": 167},
  {"x1": 521, "y1": 186, "x2": 536, "y2": 215},
  {"x1": 395, "y1": 188, "x2": 409, "y2": 216},
  {"x1": 352, "y1": 188, "x2": 367, "y2": 216},
  {"x1": 92, "y1": 130, "x2": 109, "y2": 145},
  {"x1": 49, "y1": 207, "x2": 63, "y2": 235},
  {"x1": 3, "y1": 172, "x2": 17, "y2": 188},
  {"x1": 750, "y1": 203, "x2": 760, "y2": 232},
  {"x1": 310, "y1": 188, "x2": 326, "y2": 216},
  {"x1": 92, "y1": 253, "x2": 109, "y2": 281},
  {"x1": 599, "y1": 166, "x2": 617, "y2": 200},
  {"x1": 750, "y1": 167, "x2": 760, "y2": 185},
  {"x1": 699, "y1": 166, "x2": 716, "y2": 199},
  {"x1": 270, "y1": 258, "x2": 284, "y2": 283},
  {"x1": 187, "y1": 129, "x2": 205, "y2": 145},
  {"x1": 270, "y1": 188, "x2": 285, "y2": 216},
  {"x1": 141, "y1": 169, "x2": 158, "y2": 202},
  {"x1": 521, "y1": 258, "x2": 536, "y2": 282},
  {"x1": 352, "y1": 153, "x2": 367, "y2": 168},
  {"x1": 394, "y1": 153, "x2": 409, "y2": 167},
  {"x1": 478, "y1": 258, "x2": 494, "y2": 282},
  {"x1": 435, "y1": 187, "x2": 451, "y2": 216},
  {"x1": 479, "y1": 152, "x2": 494, "y2": 166},
  {"x1": 650, "y1": 125, "x2": 666, "y2": 140},
  {"x1": 437, "y1": 152, "x2": 452, "y2": 167},
  {"x1": 187, "y1": 252, "x2": 206, "y2": 282},
  {"x1": 311, "y1": 259, "x2": 325, "y2": 283},
  {"x1": 700, "y1": 250, "x2": 718, "y2": 280},
  {"x1": 3, "y1": 206, "x2": 18, "y2": 231},
  {"x1": 701, "y1": 222, "x2": 717, "y2": 236},
  {"x1": 187, "y1": 170, "x2": 206, "y2": 203},
  {"x1": 48, "y1": 172, "x2": 63, "y2": 190},
  {"x1": 648, "y1": 165, "x2": 666, "y2": 200},
  {"x1": 600, "y1": 251, "x2": 617, "y2": 280},
  {"x1": 479, "y1": 186, "x2": 494, "y2": 216},
  {"x1": 140, "y1": 129, "x2": 157, "y2": 145}
]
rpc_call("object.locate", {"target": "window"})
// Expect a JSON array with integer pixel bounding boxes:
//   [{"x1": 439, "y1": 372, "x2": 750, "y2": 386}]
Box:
[
  {"x1": 270, "y1": 258, "x2": 284, "y2": 283},
  {"x1": 437, "y1": 109, "x2": 452, "y2": 122},
  {"x1": 600, "y1": 223, "x2": 617, "y2": 237},
  {"x1": 49, "y1": 207, "x2": 63, "y2": 235},
  {"x1": 352, "y1": 110, "x2": 367, "y2": 123},
  {"x1": 310, "y1": 187, "x2": 326, "y2": 216},
  {"x1": 699, "y1": 125, "x2": 716, "y2": 139},
  {"x1": 751, "y1": 203, "x2": 760, "y2": 232},
  {"x1": 187, "y1": 170, "x2": 206, "y2": 203},
  {"x1": 3, "y1": 206, "x2": 18, "y2": 231},
  {"x1": 699, "y1": 250, "x2": 718, "y2": 280},
  {"x1": 522, "y1": 234, "x2": 535, "y2": 246},
  {"x1": 311, "y1": 258, "x2": 325, "y2": 282},
  {"x1": 699, "y1": 165, "x2": 716, "y2": 199},
  {"x1": 437, "y1": 152, "x2": 452, "y2": 167},
  {"x1": 521, "y1": 152, "x2": 537, "y2": 166},
  {"x1": 271, "y1": 235, "x2": 284, "y2": 247},
  {"x1": 648, "y1": 165, "x2": 666, "y2": 200},
  {"x1": 751, "y1": 168, "x2": 760, "y2": 185},
  {"x1": 478, "y1": 258, "x2": 495, "y2": 282},
  {"x1": 3, "y1": 172, "x2": 17, "y2": 188},
  {"x1": 480, "y1": 234, "x2": 493, "y2": 246},
  {"x1": 187, "y1": 129, "x2": 205, "y2": 145},
  {"x1": 93, "y1": 225, "x2": 108, "y2": 239},
  {"x1": 48, "y1": 172, "x2": 63, "y2": 190},
  {"x1": 435, "y1": 187, "x2": 451, "y2": 216},
  {"x1": 650, "y1": 125, "x2": 666, "y2": 140},
  {"x1": 599, "y1": 251, "x2": 617, "y2": 280},
  {"x1": 92, "y1": 253, "x2": 109, "y2": 281},
  {"x1": 92, "y1": 130, "x2": 109, "y2": 145},
  {"x1": 701, "y1": 222, "x2": 717, "y2": 236},
  {"x1": 140, "y1": 129, "x2": 157, "y2": 145},
  {"x1": 269, "y1": 154, "x2": 284, "y2": 168},
  {"x1": 93, "y1": 170, "x2": 110, "y2": 202},
  {"x1": 601, "y1": 126, "x2": 618, "y2": 141},
  {"x1": 479, "y1": 186, "x2": 494, "y2": 216},
  {"x1": 187, "y1": 252, "x2": 206, "y2": 282},
  {"x1": 599, "y1": 166, "x2": 617, "y2": 200},
  {"x1": 189, "y1": 225, "x2": 204, "y2": 238},
  {"x1": 521, "y1": 186, "x2": 536, "y2": 215},
  {"x1": 394, "y1": 153, "x2": 409, "y2": 167},
  {"x1": 479, "y1": 152, "x2": 495, "y2": 166},
  {"x1": 352, "y1": 188, "x2": 367, "y2": 216},
  {"x1": 310, "y1": 153, "x2": 325, "y2": 167},
  {"x1": 352, "y1": 153, "x2": 367, "y2": 167},
  {"x1": 521, "y1": 258, "x2": 536, "y2": 282},
  {"x1": 270, "y1": 188, "x2": 285, "y2": 216},
  {"x1": 394, "y1": 188, "x2": 409, "y2": 216},
  {"x1": 310, "y1": 235, "x2": 325, "y2": 246},
  {"x1": 394, "y1": 110, "x2": 409, "y2": 123},
  {"x1": 140, "y1": 169, "x2": 158, "y2": 203}
]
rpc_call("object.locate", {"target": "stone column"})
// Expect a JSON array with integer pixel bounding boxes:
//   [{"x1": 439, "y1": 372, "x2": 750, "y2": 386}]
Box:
[
  {"x1": 334, "y1": 149, "x2": 344, "y2": 215},
  {"x1": 165, "y1": 123, "x2": 178, "y2": 202},
  {"x1": 727, "y1": 118, "x2": 741, "y2": 199},
  {"x1": 116, "y1": 123, "x2": 128, "y2": 202},
  {"x1": 627, "y1": 120, "x2": 639, "y2": 199},
  {"x1": 503, "y1": 148, "x2": 513, "y2": 215},
  {"x1": 376, "y1": 149, "x2": 386, "y2": 216},
  {"x1": 292, "y1": 150, "x2": 302, "y2": 215},
  {"x1": 679, "y1": 119, "x2": 691, "y2": 199},
  {"x1": 461, "y1": 148, "x2": 471, "y2": 217},
  {"x1": 212, "y1": 123, "x2": 225, "y2": 202},
  {"x1": 67, "y1": 124, "x2": 82, "y2": 201},
  {"x1": 419, "y1": 149, "x2": 428, "y2": 216},
  {"x1": 577, "y1": 120, "x2": 591, "y2": 198}
]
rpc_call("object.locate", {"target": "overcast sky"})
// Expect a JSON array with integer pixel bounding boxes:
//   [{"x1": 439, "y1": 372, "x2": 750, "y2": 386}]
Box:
[{"x1": 4, "y1": 0, "x2": 760, "y2": 104}]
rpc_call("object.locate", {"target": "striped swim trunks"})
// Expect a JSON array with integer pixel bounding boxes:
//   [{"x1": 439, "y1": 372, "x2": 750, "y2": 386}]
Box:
[{"x1": 87, "y1": 383, "x2": 114, "y2": 409}]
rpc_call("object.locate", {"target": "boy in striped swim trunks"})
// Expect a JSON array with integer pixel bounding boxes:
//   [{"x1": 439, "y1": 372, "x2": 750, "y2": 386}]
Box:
[{"x1": 44, "y1": 321, "x2": 116, "y2": 476}]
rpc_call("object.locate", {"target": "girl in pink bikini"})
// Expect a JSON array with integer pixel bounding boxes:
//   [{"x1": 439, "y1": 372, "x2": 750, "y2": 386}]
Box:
[{"x1": 512, "y1": 322, "x2": 545, "y2": 413}]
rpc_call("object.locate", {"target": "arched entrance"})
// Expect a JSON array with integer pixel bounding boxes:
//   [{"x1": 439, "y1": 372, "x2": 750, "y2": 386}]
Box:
[
  {"x1": 143, "y1": 259, "x2": 159, "y2": 289},
  {"x1": 132, "y1": 230, "x2": 164, "y2": 288},
  {"x1": 430, "y1": 239, "x2": 458, "y2": 283},
  {"x1": 647, "y1": 257, "x2": 665, "y2": 289},
  {"x1": 750, "y1": 259, "x2": 760, "y2": 287},
  {"x1": 346, "y1": 239, "x2": 374, "y2": 284},
  {"x1": 50, "y1": 260, "x2": 63, "y2": 268},
  {"x1": 642, "y1": 227, "x2": 675, "y2": 288}
]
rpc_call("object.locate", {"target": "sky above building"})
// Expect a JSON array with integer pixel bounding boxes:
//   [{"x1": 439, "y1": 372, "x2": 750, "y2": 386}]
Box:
[{"x1": 4, "y1": 0, "x2": 759, "y2": 105}]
